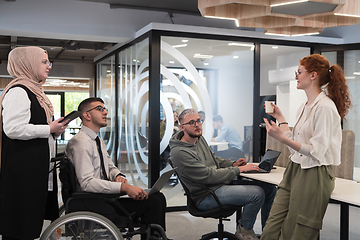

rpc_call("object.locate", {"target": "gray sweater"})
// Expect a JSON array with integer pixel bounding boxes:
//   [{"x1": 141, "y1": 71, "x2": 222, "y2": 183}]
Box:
[{"x1": 169, "y1": 131, "x2": 240, "y2": 206}]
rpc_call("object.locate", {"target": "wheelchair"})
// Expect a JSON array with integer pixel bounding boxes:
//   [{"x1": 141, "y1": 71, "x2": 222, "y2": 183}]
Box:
[{"x1": 40, "y1": 153, "x2": 168, "y2": 240}]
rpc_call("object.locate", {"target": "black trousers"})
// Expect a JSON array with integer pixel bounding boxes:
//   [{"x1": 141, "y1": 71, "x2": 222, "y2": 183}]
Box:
[{"x1": 117, "y1": 191, "x2": 167, "y2": 238}]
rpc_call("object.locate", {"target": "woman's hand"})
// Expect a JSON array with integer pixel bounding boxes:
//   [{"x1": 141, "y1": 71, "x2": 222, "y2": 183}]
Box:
[
  {"x1": 50, "y1": 118, "x2": 68, "y2": 138},
  {"x1": 264, "y1": 118, "x2": 286, "y2": 142},
  {"x1": 265, "y1": 103, "x2": 286, "y2": 123}
]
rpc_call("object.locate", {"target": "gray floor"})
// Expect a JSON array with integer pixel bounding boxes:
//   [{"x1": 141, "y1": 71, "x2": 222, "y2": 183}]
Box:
[
  {"x1": 161, "y1": 204, "x2": 360, "y2": 240},
  {"x1": 0, "y1": 202, "x2": 359, "y2": 239},
  {"x1": 114, "y1": 203, "x2": 360, "y2": 240}
]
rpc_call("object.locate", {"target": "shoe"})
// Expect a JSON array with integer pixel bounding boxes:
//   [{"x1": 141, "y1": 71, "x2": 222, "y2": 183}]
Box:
[{"x1": 235, "y1": 224, "x2": 259, "y2": 240}]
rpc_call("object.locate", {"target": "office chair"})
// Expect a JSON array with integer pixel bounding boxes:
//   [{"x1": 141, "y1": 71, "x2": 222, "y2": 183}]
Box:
[
  {"x1": 53, "y1": 153, "x2": 167, "y2": 240},
  {"x1": 168, "y1": 159, "x2": 241, "y2": 240}
]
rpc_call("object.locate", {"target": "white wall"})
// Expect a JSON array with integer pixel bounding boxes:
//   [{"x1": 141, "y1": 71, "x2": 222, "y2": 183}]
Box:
[{"x1": 211, "y1": 51, "x2": 254, "y2": 140}]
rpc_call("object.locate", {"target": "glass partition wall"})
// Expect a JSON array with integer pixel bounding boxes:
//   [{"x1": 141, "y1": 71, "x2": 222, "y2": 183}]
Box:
[
  {"x1": 159, "y1": 37, "x2": 255, "y2": 204},
  {"x1": 94, "y1": 29, "x2": 322, "y2": 208}
]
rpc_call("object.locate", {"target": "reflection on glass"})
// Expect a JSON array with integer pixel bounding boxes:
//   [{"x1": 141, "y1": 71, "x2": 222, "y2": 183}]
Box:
[
  {"x1": 97, "y1": 55, "x2": 116, "y2": 160},
  {"x1": 343, "y1": 50, "x2": 360, "y2": 176},
  {"x1": 118, "y1": 38, "x2": 150, "y2": 189}
]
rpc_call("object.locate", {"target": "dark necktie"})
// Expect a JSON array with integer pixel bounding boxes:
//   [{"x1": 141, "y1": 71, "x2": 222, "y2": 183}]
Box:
[{"x1": 95, "y1": 136, "x2": 109, "y2": 181}]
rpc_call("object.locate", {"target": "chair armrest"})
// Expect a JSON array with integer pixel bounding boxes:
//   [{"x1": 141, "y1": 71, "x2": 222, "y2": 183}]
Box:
[
  {"x1": 187, "y1": 188, "x2": 226, "y2": 212},
  {"x1": 72, "y1": 192, "x2": 123, "y2": 199}
]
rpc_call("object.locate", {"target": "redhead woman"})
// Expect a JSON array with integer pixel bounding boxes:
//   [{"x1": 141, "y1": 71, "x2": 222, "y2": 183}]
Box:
[
  {"x1": 261, "y1": 54, "x2": 352, "y2": 240},
  {"x1": 0, "y1": 47, "x2": 68, "y2": 240}
]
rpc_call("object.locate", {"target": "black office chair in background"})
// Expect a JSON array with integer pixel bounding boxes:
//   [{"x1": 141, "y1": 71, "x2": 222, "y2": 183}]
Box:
[{"x1": 168, "y1": 159, "x2": 242, "y2": 240}]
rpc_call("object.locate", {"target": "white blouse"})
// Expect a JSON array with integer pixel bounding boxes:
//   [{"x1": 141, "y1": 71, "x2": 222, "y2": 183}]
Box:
[
  {"x1": 2, "y1": 87, "x2": 56, "y2": 190},
  {"x1": 285, "y1": 92, "x2": 342, "y2": 169}
]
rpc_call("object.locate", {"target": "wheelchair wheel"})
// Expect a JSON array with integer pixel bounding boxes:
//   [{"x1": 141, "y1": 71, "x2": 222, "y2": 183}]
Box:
[{"x1": 40, "y1": 211, "x2": 123, "y2": 240}]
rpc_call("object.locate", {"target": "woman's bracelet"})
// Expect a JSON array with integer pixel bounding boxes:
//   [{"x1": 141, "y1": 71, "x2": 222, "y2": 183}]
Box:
[{"x1": 278, "y1": 122, "x2": 288, "y2": 127}]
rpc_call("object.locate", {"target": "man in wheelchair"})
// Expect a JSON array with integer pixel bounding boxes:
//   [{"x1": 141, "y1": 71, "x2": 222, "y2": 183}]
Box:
[{"x1": 65, "y1": 97, "x2": 167, "y2": 240}]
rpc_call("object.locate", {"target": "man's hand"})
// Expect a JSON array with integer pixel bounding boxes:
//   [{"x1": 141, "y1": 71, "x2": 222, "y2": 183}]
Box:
[
  {"x1": 239, "y1": 163, "x2": 260, "y2": 173},
  {"x1": 121, "y1": 183, "x2": 148, "y2": 200},
  {"x1": 233, "y1": 158, "x2": 246, "y2": 167},
  {"x1": 114, "y1": 175, "x2": 127, "y2": 183}
]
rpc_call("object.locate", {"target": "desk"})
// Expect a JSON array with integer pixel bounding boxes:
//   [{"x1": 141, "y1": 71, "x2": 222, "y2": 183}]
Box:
[
  {"x1": 242, "y1": 166, "x2": 360, "y2": 240},
  {"x1": 209, "y1": 141, "x2": 228, "y2": 152}
]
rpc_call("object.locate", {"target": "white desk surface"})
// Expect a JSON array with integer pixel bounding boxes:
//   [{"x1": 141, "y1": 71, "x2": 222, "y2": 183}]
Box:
[
  {"x1": 242, "y1": 165, "x2": 360, "y2": 207},
  {"x1": 209, "y1": 142, "x2": 228, "y2": 146}
]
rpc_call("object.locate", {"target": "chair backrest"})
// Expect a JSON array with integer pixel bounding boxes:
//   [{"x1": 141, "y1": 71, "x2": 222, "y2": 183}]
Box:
[
  {"x1": 58, "y1": 154, "x2": 79, "y2": 204},
  {"x1": 334, "y1": 129, "x2": 354, "y2": 180},
  {"x1": 265, "y1": 129, "x2": 355, "y2": 180}
]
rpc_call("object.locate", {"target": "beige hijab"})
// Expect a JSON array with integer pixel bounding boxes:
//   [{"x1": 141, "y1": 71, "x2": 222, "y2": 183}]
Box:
[{"x1": 0, "y1": 46, "x2": 54, "y2": 168}]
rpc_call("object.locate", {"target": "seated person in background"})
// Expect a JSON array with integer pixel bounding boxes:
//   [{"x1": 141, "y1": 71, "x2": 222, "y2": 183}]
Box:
[
  {"x1": 198, "y1": 110, "x2": 206, "y2": 122},
  {"x1": 66, "y1": 97, "x2": 167, "y2": 240},
  {"x1": 212, "y1": 114, "x2": 245, "y2": 159},
  {"x1": 169, "y1": 109, "x2": 277, "y2": 240},
  {"x1": 160, "y1": 110, "x2": 180, "y2": 170},
  {"x1": 160, "y1": 110, "x2": 180, "y2": 139}
]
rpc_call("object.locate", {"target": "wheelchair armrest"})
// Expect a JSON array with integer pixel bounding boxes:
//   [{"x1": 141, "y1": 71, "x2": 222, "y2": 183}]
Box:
[{"x1": 71, "y1": 192, "x2": 124, "y2": 199}]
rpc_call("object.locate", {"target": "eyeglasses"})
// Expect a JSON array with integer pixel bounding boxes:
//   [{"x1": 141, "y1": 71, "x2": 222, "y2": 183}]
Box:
[
  {"x1": 295, "y1": 70, "x2": 306, "y2": 77},
  {"x1": 181, "y1": 119, "x2": 204, "y2": 127},
  {"x1": 42, "y1": 60, "x2": 52, "y2": 68},
  {"x1": 86, "y1": 105, "x2": 108, "y2": 113}
]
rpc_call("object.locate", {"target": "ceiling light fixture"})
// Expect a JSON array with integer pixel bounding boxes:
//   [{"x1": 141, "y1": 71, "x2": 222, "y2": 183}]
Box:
[
  {"x1": 172, "y1": 44, "x2": 188, "y2": 48},
  {"x1": 205, "y1": 15, "x2": 239, "y2": 27},
  {"x1": 182, "y1": 40, "x2": 189, "y2": 43},
  {"x1": 291, "y1": 32, "x2": 320, "y2": 37},
  {"x1": 272, "y1": 46, "x2": 279, "y2": 49},
  {"x1": 228, "y1": 42, "x2": 255, "y2": 50},
  {"x1": 193, "y1": 53, "x2": 213, "y2": 59},
  {"x1": 199, "y1": 0, "x2": 360, "y2": 37},
  {"x1": 265, "y1": 33, "x2": 291, "y2": 37},
  {"x1": 270, "y1": 0, "x2": 309, "y2": 7},
  {"x1": 334, "y1": 13, "x2": 360, "y2": 18}
]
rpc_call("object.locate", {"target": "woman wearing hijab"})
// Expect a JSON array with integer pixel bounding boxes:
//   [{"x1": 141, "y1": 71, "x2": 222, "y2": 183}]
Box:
[
  {"x1": 0, "y1": 46, "x2": 68, "y2": 240},
  {"x1": 261, "y1": 54, "x2": 352, "y2": 240}
]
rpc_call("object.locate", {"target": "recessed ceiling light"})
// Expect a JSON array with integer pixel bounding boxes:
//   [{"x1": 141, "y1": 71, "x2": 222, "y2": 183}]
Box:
[
  {"x1": 169, "y1": 61, "x2": 175, "y2": 64},
  {"x1": 233, "y1": 56, "x2": 239, "y2": 59},
  {"x1": 182, "y1": 40, "x2": 188, "y2": 43},
  {"x1": 353, "y1": 72, "x2": 360, "y2": 75},
  {"x1": 204, "y1": 63, "x2": 209, "y2": 66},
  {"x1": 272, "y1": 46, "x2": 279, "y2": 49},
  {"x1": 228, "y1": 43, "x2": 255, "y2": 50}
]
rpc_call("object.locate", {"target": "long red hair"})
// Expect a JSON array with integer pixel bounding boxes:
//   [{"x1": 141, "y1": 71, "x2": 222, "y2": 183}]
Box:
[{"x1": 300, "y1": 54, "x2": 352, "y2": 119}]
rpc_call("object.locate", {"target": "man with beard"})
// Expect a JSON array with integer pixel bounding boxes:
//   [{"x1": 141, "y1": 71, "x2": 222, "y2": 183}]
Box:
[
  {"x1": 65, "y1": 97, "x2": 167, "y2": 240},
  {"x1": 169, "y1": 108, "x2": 276, "y2": 240}
]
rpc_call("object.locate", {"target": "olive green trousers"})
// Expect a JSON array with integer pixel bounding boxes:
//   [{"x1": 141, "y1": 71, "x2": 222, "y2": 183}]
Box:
[{"x1": 261, "y1": 161, "x2": 335, "y2": 240}]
